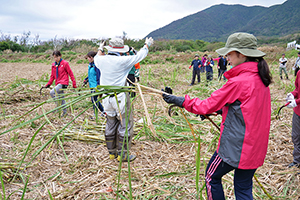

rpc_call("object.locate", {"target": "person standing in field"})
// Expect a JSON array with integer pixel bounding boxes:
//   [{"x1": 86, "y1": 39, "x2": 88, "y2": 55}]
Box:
[
  {"x1": 285, "y1": 70, "x2": 300, "y2": 168},
  {"x1": 218, "y1": 55, "x2": 228, "y2": 81},
  {"x1": 205, "y1": 55, "x2": 214, "y2": 81},
  {"x1": 83, "y1": 51, "x2": 104, "y2": 119},
  {"x1": 44, "y1": 50, "x2": 77, "y2": 116},
  {"x1": 94, "y1": 37, "x2": 154, "y2": 162},
  {"x1": 201, "y1": 54, "x2": 208, "y2": 73},
  {"x1": 279, "y1": 53, "x2": 289, "y2": 80},
  {"x1": 162, "y1": 32, "x2": 272, "y2": 200},
  {"x1": 293, "y1": 51, "x2": 300, "y2": 77},
  {"x1": 189, "y1": 54, "x2": 202, "y2": 86}
]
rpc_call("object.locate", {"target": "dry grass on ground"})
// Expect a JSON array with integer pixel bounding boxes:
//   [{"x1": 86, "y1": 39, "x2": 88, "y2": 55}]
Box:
[{"x1": 0, "y1": 57, "x2": 299, "y2": 199}]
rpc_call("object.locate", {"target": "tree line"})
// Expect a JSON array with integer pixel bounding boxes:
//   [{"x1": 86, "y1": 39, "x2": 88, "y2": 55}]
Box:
[{"x1": 0, "y1": 31, "x2": 291, "y2": 54}]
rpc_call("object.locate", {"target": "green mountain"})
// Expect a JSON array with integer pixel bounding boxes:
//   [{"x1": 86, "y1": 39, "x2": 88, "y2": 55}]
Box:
[{"x1": 146, "y1": 0, "x2": 300, "y2": 42}]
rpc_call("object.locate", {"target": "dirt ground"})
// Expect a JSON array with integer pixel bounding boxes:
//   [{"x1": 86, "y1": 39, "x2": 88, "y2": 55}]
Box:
[{"x1": 0, "y1": 61, "x2": 300, "y2": 199}]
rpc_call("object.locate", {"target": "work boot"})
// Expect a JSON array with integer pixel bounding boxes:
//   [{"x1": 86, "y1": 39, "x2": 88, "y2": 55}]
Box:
[
  {"x1": 288, "y1": 162, "x2": 300, "y2": 168},
  {"x1": 280, "y1": 76, "x2": 283, "y2": 80},
  {"x1": 117, "y1": 153, "x2": 136, "y2": 162},
  {"x1": 109, "y1": 152, "x2": 117, "y2": 160},
  {"x1": 286, "y1": 75, "x2": 289, "y2": 80}
]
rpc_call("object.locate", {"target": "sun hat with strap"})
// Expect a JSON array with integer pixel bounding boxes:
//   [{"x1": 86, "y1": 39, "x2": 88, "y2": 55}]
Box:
[
  {"x1": 104, "y1": 38, "x2": 129, "y2": 53},
  {"x1": 216, "y1": 32, "x2": 265, "y2": 57}
]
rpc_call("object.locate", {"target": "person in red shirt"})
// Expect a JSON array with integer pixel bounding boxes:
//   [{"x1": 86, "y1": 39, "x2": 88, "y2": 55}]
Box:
[
  {"x1": 162, "y1": 32, "x2": 272, "y2": 200},
  {"x1": 44, "y1": 50, "x2": 77, "y2": 116},
  {"x1": 285, "y1": 70, "x2": 300, "y2": 168}
]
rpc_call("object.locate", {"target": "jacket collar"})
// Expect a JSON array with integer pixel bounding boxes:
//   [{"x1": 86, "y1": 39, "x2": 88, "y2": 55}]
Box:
[{"x1": 225, "y1": 62, "x2": 258, "y2": 79}]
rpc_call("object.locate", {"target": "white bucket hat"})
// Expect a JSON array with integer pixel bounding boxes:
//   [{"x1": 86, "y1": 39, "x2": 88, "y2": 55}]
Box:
[{"x1": 104, "y1": 38, "x2": 129, "y2": 53}]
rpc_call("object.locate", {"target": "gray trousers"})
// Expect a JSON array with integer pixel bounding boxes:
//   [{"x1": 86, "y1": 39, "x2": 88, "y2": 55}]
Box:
[
  {"x1": 292, "y1": 112, "x2": 300, "y2": 164},
  {"x1": 105, "y1": 93, "x2": 133, "y2": 155},
  {"x1": 50, "y1": 84, "x2": 67, "y2": 113},
  {"x1": 279, "y1": 67, "x2": 288, "y2": 78}
]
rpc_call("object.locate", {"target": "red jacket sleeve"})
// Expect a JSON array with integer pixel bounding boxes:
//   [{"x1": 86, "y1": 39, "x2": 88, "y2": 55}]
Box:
[
  {"x1": 46, "y1": 65, "x2": 55, "y2": 86},
  {"x1": 292, "y1": 72, "x2": 300, "y2": 105},
  {"x1": 65, "y1": 62, "x2": 77, "y2": 88},
  {"x1": 182, "y1": 80, "x2": 244, "y2": 115}
]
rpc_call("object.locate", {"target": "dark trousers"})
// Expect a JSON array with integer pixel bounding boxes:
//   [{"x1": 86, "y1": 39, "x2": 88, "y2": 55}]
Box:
[
  {"x1": 91, "y1": 90, "x2": 104, "y2": 113},
  {"x1": 205, "y1": 151, "x2": 256, "y2": 200},
  {"x1": 191, "y1": 70, "x2": 200, "y2": 85},
  {"x1": 127, "y1": 74, "x2": 136, "y2": 97},
  {"x1": 218, "y1": 69, "x2": 227, "y2": 81},
  {"x1": 206, "y1": 71, "x2": 213, "y2": 81},
  {"x1": 292, "y1": 112, "x2": 300, "y2": 163},
  {"x1": 295, "y1": 67, "x2": 300, "y2": 77}
]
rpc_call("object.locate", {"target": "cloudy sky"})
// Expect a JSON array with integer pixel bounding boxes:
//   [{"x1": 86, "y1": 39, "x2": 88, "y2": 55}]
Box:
[{"x1": 0, "y1": 0, "x2": 287, "y2": 41}]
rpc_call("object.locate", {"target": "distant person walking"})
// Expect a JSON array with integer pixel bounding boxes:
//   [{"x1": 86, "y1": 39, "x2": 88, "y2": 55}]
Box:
[
  {"x1": 293, "y1": 51, "x2": 300, "y2": 77},
  {"x1": 44, "y1": 50, "x2": 77, "y2": 116},
  {"x1": 279, "y1": 53, "x2": 289, "y2": 80},
  {"x1": 189, "y1": 54, "x2": 202, "y2": 86}
]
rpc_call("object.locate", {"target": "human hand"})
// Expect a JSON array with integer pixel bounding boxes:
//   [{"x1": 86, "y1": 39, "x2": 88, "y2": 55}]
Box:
[
  {"x1": 162, "y1": 87, "x2": 184, "y2": 108},
  {"x1": 287, "y1": 100, "x2": 297, "y2": 108},
  {"x1": 286, "y1": 93, "x2": 295, "y2": 102},
  {"x1": 145, "y1": 37, "x2": 154, "y2": 47},
  {"x1": 189, "y1": 65, "x2": 192, "y2": 69},
  {"x1": 98, "y1": 40, "x2": 106, "y2": 52}
]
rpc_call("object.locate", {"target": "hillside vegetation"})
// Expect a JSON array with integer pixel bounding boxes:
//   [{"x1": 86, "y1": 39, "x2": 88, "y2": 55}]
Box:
[{"x1": 147, "y1": 0, "x2": 300, "y2": 42}]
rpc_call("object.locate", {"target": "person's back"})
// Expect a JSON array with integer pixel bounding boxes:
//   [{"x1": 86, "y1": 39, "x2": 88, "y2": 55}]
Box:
[{"x1": 95, "y1": 50, "x2": 148, "y2": 86}]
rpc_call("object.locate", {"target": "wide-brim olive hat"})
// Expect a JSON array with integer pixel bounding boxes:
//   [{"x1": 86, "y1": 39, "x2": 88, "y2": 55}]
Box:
[
  {"x1": 104, "y1": 38, "x2": 129, "y2": 53},
  {"x1": 216, "y1": 32, "x2": 265, "y2": 57}
]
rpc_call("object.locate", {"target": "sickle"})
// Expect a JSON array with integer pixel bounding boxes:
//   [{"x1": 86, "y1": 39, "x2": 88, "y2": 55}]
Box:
[
  {"x1": 276, "y1": 102, "x2": 291, "y2": 120},
  {"x1": 168, "y1": 104, "x2": 179, "y2": 117},
  {"x1": 39, "y1": 87, "x2": 45, "y2": 95}
]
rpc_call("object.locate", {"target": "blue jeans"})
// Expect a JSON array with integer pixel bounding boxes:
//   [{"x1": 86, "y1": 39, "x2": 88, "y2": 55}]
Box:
[{"x1": 205, "y1": 151, "x2": 256, "y2": 200}]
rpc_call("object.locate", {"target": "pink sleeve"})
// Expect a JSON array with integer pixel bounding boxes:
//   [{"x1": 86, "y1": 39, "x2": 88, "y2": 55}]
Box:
[
  {"x1": 182, "y1": 80, "x2": 242, "y2": 115},
  {"x1": 47, "y1": 65, "x2": 55, "y2": 86},
  {"x1": 65, "y1": 62, "x2": 77, "y2": 88}
]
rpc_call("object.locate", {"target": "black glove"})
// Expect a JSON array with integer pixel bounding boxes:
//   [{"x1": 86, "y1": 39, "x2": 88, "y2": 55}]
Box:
[
  {"x1": 162, "y1": 87, "x2": 184, "y2": 108},
  {"x1": 197, "y1": 109, "x2": 223, "y2": 121},
  {"x1": 164, "y1": 86, "x2": 172, "y2": 94},
  {"x1": 45, "y1": 84, "x2": 50, "y2": 88}
]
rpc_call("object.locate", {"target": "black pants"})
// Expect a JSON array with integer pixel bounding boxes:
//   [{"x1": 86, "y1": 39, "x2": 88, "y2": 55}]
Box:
[
  {"x1": 191, "y1": 70, "x2": 200, "y2": 85},
  {"x1": 295, "y1": 67, "x2": 300, "y2": 77}
]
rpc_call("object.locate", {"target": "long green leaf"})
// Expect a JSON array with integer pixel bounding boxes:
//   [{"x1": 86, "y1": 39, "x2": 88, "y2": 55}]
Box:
[
  {"x1": 12, "y1": 121, "x2": 47, "y2": 182},
  {"x1": 27, "y1": 106, "x2": 90, "y2": 166}
]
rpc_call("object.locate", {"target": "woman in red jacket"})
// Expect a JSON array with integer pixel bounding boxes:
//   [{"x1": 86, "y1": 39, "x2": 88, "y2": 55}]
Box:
[
  {"x1": 163, "y1": 32, "x2": 272, "y2": 200},
  {"x1": 44, "y1": 50, "x2": 77, "y2": 116},
  {"x1": 285, "y1": 70, "x2": 300, "y2": 168}
]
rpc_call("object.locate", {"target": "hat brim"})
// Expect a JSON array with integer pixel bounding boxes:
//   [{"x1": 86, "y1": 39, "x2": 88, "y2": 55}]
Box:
[
  {"x1": 216, "y1": 47, "x2": 265, "y2": 57},
  {"x1": 104, "y1": 45, "x2": 129, "y2": 53}
]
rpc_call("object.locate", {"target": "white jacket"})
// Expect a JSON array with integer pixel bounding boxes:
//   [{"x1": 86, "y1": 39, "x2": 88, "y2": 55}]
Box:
[{"x1": 94, "y1": 45, "x2": 148, "y2": 86}]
